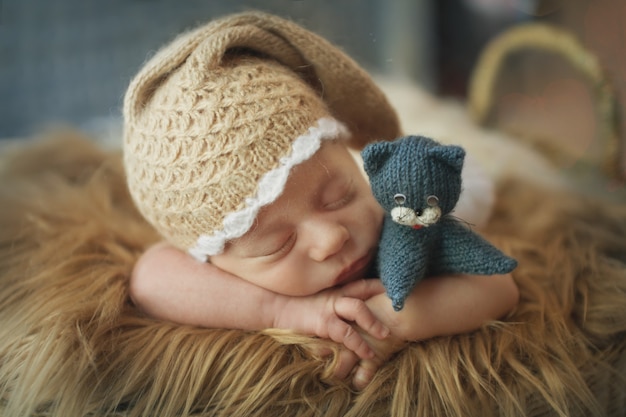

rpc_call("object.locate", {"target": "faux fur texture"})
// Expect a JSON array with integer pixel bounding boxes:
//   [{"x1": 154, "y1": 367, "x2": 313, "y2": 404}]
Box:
[{"x1": 0, "y1": 128, "x2": 625, "y2": 417}]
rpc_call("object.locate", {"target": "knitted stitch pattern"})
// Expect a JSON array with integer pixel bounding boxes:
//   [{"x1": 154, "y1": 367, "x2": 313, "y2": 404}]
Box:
[
  {"x1": 123, "y1": 12, "x2": 401, "y2": 259},
  {"x1": 362, "y1": 136, "x2": 518, "y2": 311}
]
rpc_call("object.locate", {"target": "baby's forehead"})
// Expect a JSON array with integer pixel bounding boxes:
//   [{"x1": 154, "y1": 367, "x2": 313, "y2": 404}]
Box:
[
  {"x1": 308, "y1": 137, "x2": 355, "y2": 162},
  {"x1": 287, "y1": 140, "x2": 354, "y2": 179}
]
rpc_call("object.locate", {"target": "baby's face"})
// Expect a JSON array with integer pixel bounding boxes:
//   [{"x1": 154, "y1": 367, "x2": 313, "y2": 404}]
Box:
[{"x1": 210, "y1": 140, "x2": 383, "y2": 296}]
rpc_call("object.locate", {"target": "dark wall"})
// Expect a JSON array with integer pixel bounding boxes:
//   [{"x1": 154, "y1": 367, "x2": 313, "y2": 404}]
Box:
[{"x1": 0, "y1": 0, "x2": 435, "y2": 139}]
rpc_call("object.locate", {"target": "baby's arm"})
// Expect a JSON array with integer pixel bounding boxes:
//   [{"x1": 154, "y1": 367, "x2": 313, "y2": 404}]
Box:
[
  {"x1": 350, "y1": 273, "x2": 519, "y2": 388},
  {"x1": 129, "y1": 242, "x2": 389, "y2": 359},
  {"x1": 368, "y1": 273, "x2": 518, "y2": 341}
]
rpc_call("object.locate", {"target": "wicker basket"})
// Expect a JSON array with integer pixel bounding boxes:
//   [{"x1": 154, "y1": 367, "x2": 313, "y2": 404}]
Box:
[{"x1": 468, "y1": 22, "x2": 622, "y2": 180}]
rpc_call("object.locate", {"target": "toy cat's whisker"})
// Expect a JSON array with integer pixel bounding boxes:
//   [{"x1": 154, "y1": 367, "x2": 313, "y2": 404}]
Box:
[{"x1": 447, "y1": 214, "x2": 475, "y2": 228}]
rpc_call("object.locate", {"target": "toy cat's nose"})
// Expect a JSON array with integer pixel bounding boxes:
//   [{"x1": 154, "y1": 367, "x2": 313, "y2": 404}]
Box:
[{"x1": 417, "y1": 206, "x2": 442, "y2": 226}]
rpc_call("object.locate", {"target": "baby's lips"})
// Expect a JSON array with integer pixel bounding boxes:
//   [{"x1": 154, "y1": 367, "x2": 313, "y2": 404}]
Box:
[{"x1": 334, "y1": 252, "x2": 374, "y2": 286}]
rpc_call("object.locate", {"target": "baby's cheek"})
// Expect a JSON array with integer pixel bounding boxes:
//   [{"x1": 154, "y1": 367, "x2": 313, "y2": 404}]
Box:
[
  {"x1": 374, "y1": 215, "x2": 384, "y2": 240},
  {"x1": 362, "y1": 202, "x2": 384, "y2": 240}
]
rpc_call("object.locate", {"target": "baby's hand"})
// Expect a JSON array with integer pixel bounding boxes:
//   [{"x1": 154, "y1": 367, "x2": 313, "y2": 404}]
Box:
[
  {"x1": 351, "y1": 329, "x2": 406, "y2": 390},
  {"x1": 326, "y1": 290, "x2": 408, "y2": 390},
  {"x1": 273, "y1": 279, "x2": 390, "y2": 359}
]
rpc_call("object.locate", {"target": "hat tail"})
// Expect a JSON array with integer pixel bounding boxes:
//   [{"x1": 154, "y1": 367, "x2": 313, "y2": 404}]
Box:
[{"x1": 125, "y1": 11, "x2": 401, "y2": 146}]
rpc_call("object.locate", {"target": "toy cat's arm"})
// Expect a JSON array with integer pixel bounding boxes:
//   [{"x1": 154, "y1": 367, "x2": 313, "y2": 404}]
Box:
[{"x1": 431, "y1": 218, "x2": 517, "y2": 276}]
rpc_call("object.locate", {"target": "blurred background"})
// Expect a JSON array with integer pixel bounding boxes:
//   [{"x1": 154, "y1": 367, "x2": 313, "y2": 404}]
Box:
[
  {"x1": 1, "y1": 0, "x2": 625, "y2": 182},
  {"x1": 0, "y1": 0, "x2": 537, "y2": 140}
]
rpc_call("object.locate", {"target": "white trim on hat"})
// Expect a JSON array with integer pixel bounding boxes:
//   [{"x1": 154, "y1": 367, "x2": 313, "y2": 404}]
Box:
[{"x1": 189, "y1": 117, "x2": 349, "y2": 261}]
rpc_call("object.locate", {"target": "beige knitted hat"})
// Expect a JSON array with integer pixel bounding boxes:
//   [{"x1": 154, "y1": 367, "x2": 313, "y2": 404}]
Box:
[{"x1": 123, "y1": 11, "x2": 401, "y2": 261}]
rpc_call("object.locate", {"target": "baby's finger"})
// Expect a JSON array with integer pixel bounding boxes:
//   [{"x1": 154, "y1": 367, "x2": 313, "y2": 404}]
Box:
[
  {"x1": 333, "y1": 349, "x2": 359, "y2": 380},
  {"x1": 305, "y1": 343, "x2": 334, "y2": 359},
  {"x1": 335, "y1": 297, "x2": 389, "y2": 340},
  {"x1": 326, "y1": 318, "x2": 374, "y2": 359},
  {"x1": 340, "y1": 279, "x2": 385, "y2": 300},
  {"x1": 353, "y1": 359, "x2": 380, "y2": 390}
]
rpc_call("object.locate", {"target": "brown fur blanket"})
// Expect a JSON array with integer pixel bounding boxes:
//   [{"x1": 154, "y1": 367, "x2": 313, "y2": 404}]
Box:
[{"x1": 0, "y1": 130, "x2": 625, "y2": 417}]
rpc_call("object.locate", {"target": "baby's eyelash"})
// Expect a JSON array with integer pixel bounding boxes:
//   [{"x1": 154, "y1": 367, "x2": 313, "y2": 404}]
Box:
[
  {"x1": 271, "y1": 233, "x2": 296, "y2": 257},
  {"x1": 324, "y1": 181, "x2": 355, "y2": 210}
]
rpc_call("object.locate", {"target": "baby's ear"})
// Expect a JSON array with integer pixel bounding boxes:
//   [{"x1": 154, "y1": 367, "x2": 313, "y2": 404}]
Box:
[
  {"x1": 427, "y1": 145, "x2": 465, "y2": 173},
  {"x1": 361, "y1": 141, "x2": 395, "y2": 178}
]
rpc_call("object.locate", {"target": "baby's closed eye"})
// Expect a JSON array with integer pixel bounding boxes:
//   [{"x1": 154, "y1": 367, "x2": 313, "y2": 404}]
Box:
[
  {"x1": 257, "y1": 232, "x2": 297, "y2": 259},
  {"x1": 322, "y1": 179, "x2": 355, "y2": 210}
]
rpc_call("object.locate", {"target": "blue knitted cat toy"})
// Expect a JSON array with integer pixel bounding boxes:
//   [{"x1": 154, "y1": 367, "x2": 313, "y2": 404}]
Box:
[{"x1": 362, "y1": 135, "x2": 517, "y2": 311}]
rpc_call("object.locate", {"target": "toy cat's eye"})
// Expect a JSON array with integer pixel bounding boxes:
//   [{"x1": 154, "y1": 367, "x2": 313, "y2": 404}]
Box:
[
  {"x1": 394, "y1": 193, "x2": 406, "y2": 205},
  {"x1": 426, "y1": 195, "x2": 439, "y2": 207}
]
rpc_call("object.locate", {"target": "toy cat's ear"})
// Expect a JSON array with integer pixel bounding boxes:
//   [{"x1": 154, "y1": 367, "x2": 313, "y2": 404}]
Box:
[
  {"x1": 361, "y1": 141, "x2": 395, "y2": 177},
  {"x1": 427, "y1": 145, "x2": 465, "y2": 173}
]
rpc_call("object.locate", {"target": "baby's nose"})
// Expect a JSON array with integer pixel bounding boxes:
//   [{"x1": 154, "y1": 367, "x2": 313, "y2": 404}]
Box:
[{"x1": 307, "y1": 220, "x2": 350, "y2": 262}]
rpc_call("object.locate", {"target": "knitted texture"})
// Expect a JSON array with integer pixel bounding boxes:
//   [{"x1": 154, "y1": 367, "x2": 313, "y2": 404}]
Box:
[
  {"x1": 362, "y1": 136, "x2": 518, "y2": 311},
  {"x1": 123, "y1": 12, "x2": 401, "y2": 260}
]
